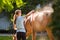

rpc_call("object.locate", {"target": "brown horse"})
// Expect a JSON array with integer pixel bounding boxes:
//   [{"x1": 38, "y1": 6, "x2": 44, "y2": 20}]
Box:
[{"x1": 24, "y1": 5, "x2": 54, "y2": 40}]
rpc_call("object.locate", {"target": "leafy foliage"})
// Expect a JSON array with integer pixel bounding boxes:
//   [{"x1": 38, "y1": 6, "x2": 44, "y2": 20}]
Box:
[
  {"x1": 0, "y1": 0, "x2": 26, "y2": 13},
  {"x1": 51, "y1": 0, "x2": 60, "y2": 39},
  {"x1": 52, "y1": 0, "x2": 60, "y2": 30}
]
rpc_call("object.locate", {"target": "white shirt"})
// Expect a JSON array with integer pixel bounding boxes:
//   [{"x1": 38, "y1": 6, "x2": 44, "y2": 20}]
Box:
[{"x1": 16, "y1": 16, "x2": 26, "y2": 32}]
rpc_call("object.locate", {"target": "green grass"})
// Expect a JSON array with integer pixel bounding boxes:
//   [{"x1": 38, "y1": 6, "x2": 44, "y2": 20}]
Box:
[
  {"x1": 0, "y1": 36, "x2": 12, "y2": 40},
  {"x1": 0, "y1": 36, "x2": 47, "y2": 40},
  {"x1": 0, "y1": 36, "x2": 49, "y2": 40}
]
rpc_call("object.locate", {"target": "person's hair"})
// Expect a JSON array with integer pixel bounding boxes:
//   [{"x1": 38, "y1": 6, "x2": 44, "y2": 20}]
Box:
[
  {"x1": 15, "y1": 9, "x2": 21, "y2": 15},
  {"x1": 13, "y1": 14, "x2": 17, "y2": 24}
]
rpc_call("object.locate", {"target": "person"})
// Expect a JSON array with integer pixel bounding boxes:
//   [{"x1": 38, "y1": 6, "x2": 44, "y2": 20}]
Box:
[{"x1": 14, "y1": 9, "x2": 26, "y2": 40}]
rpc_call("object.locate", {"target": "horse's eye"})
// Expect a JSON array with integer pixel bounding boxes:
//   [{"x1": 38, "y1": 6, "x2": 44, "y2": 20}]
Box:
[{"x1": 46, "y1": 13, "x2": 48, "y2": 16}]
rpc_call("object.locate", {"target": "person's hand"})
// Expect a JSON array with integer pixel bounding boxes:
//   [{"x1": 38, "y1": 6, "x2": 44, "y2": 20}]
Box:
[
  {"x1": 13, "y1": 24, "x2": 17, "y2": 30},
  {"x1": 14, "y1": 28, "x2": 17, "y2": 30}
]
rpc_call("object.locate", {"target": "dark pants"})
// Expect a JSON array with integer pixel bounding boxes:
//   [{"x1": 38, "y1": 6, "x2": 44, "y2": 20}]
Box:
[{"x1": 17, "y1": 32, "x2": 26, "y2": 40}]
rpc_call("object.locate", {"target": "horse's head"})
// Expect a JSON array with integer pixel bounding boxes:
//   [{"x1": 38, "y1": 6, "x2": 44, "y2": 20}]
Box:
[{"x1": 42, "y1": 5, "x2": 54, "y2": 17}]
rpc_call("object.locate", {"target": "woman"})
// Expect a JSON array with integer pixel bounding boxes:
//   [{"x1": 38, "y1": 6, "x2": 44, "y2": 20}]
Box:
[{"x1": 13, "y1": 9, "x2": 26, "y2": 40}]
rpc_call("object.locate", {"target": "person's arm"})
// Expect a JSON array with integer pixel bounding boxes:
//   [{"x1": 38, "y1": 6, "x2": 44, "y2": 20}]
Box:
[
  {"x1": 13, "y1": 15, "x2": 17, "y2": 30},
  {"x1": 25, "y1": 10, "x2": 35, "y2": 18}
]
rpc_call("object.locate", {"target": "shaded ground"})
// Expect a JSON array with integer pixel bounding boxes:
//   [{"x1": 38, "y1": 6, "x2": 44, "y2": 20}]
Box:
[
  {"x1": 27, "y1": 32, "x2": 57, "y2": 40},
  {"x1": 27, "y1": 32, "x2": 49, "y2": 40}
]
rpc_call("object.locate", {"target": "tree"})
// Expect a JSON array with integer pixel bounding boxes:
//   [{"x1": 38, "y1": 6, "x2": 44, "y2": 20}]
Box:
[{"x1": 52, "y1": 0, "x2": 60, "y2": 40}]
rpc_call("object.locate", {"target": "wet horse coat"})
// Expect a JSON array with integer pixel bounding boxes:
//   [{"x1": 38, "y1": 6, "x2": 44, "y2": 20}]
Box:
[{"x1": 24, "y1": 5, "x2": 54, "y2": 40}]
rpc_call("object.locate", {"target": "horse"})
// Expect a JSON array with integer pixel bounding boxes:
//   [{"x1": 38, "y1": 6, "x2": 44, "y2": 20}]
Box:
[{"x1": 24, "y1": 5, "x2": 54, "y2": 40}]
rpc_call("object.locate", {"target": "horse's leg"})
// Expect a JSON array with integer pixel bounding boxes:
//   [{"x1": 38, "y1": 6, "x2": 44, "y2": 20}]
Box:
[
  {"x1": 46, "y1": 27, "x2": 54, "y2": 40},
  {"x1": 26, "y1": 28, "x2": 32, "y2": 39},
  {"x1": 25, "y1": 25, "x2": 32, "y2": 39},
  {"x1": 32, "y1": 31, "x2": 36, "y2": 40}
]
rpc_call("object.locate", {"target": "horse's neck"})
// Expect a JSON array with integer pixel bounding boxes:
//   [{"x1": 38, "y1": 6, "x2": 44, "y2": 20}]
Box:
[{"x1": 33, "y1": 11, "x2": 45, "y2": 21}]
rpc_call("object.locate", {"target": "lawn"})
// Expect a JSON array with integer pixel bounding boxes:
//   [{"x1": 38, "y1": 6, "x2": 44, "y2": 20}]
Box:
[
  {"x1": 0, "y1": 36, "x2": 48, "y2": 40},
  {"x1": 0, "y1": 35, "x2": 49, "y2": 40},
  {"x1": 0, "y1": 36, "x2": 12, "y2": 40},
  {"x1": 0, "y1": 35, "x2": 57, "y2": 40}
]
